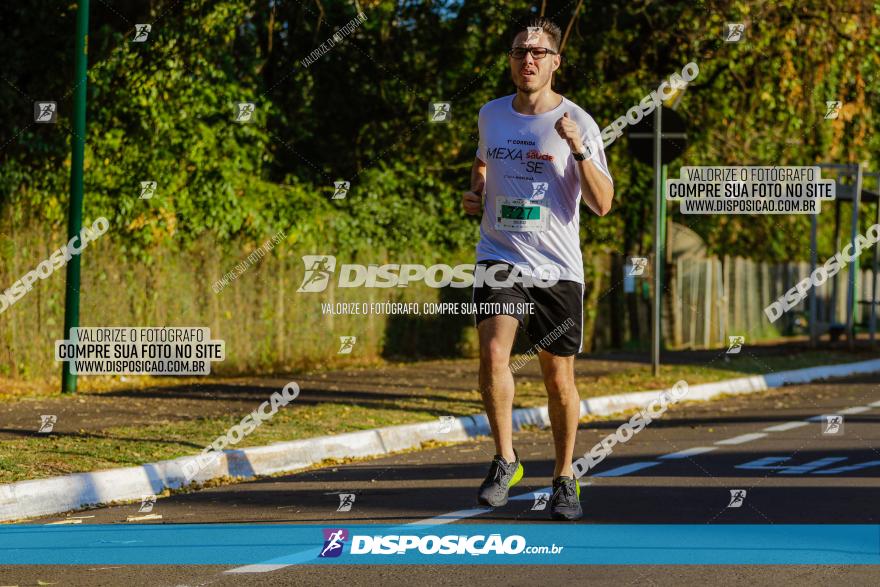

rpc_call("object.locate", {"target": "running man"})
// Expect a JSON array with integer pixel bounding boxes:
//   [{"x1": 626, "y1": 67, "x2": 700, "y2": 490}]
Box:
[{"x1": 462, "y1": 17, "x2": 614, "y2": 521}]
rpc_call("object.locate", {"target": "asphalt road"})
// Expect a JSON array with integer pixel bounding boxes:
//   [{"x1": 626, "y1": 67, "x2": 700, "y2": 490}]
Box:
[{"x1": 3, "y1": 372, "x2": 880, "y2": 586}]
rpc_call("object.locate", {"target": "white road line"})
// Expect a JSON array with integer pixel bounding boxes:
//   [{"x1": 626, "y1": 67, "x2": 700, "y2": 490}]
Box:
[
  {"x1": 715, "y1": 433, "x2": 767, "y2": 445},
  {"x1": 229, "y1": 393, "x2": 880, "y2": 574},
  {"x1": 762, "y1": 421, "x2": 810, "y2": 432},
  {"x1": 591, "y1": 462, "x2": 660, "y2": 477},
  {"x1": 229, "y1": 502, "x2": 505, "y2": 572},
  {"x1": 507, "y1": 488, "x2": 552, "y2": 502},
  {"x1": 659, "y1": 447, "x2": 717, "y2": 459},
  {"x1": 838, "y1": 406, "x2": 871, "y2": 414},
  {"x1": 226, "y1": 548, "x2": 321, "y2": 573},
  {"x1": 407, "y1": 507, "x2": 492, "y2": 526}
]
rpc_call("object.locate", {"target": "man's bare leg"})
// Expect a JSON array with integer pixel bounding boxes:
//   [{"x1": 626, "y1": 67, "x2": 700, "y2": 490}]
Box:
[
  {"x1": 538, "y1": 351, "x2": 580, "y2": 478},
  {"x1": 477, "y1": 315, "x2": 520, "y2": 463}
]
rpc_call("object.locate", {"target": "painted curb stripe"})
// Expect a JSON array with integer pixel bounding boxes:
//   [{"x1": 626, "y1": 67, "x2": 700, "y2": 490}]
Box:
[{"x1": 3, "y1": 357, "x2": 880, "y2": 522}]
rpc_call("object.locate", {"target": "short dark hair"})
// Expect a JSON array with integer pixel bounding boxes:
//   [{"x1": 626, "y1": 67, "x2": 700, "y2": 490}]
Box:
[{"x1": 512, "y1": 17, "x2": 562, "y2": 52}]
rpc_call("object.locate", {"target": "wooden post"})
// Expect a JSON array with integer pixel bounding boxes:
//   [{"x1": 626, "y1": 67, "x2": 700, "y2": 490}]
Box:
[{"x1": 703, "y1": 259, "x2": 712, "y2": 348}]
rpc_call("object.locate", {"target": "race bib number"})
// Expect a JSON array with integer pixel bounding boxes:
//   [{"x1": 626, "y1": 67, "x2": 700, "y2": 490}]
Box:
[{"x1": 495, "y1": 197, "x2": 548, "y2": 232}]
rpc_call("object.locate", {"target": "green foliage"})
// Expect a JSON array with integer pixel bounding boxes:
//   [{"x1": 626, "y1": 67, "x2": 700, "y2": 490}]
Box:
[{"x1": 0, "y1": 0, "x2": 878, "y2": 265}]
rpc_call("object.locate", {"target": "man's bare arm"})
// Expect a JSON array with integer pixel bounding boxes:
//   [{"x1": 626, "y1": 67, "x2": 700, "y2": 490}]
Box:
[
  {"x1": 554, "y1": 113, "x2": 614, "y2": 216},
  {"x1": 574, "y1": 155, "x2": 614, "y2": 216},
  {"x1": 462, "y1": 157, "x2": 487, "y2": 215}
]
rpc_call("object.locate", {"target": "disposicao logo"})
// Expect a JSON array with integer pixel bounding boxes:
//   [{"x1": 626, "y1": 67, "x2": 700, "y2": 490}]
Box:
[
  {"x1": 319, "y1": 528, "x2": 349, "y2": 558},
  {"x1": 298, "y1": 255, "x2": 337, "y2": 292},
  {"x1": 297, "y1": 255, "x2": 561, "y2": 292}
]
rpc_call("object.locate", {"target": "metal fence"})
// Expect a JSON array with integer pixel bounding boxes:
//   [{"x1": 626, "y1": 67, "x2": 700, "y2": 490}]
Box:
[
  {"x1": 670, "y1": 256, "x2": 876, "y2": 349},
  {"x1": 593, "y1": 254, "x2": 879, "y2": 351}
]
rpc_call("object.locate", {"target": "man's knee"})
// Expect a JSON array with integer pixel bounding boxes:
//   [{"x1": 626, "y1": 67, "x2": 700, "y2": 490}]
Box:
[
  {"x1": 542, "y1": 361, "x2": 575, "y2": 395},
  {"x1": 480, "y1": 338, "x2": 511, "y2": 370}
]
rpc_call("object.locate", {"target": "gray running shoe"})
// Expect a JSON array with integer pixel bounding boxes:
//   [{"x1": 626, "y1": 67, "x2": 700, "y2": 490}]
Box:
[
  {"x1": 477, "y1": 451, "x2": 524, "y2": 507},
  {"x1": 549, "y1": 476, "x2": 582, "y2": 521}
]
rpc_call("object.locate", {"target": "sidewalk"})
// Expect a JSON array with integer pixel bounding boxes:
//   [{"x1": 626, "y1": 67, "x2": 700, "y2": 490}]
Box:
[
  {"x1": 0, "y1": 341, "x2": 876, "y2": 486},
  {"x1": 3, "y1": 353, "x2": 880, "y2": 522}
]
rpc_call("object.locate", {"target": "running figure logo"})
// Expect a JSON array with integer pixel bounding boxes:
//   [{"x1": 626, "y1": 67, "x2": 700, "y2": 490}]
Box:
[
  {"x1": 725, "y1": 23, "x2": 745, "y2": 42},
  {"x1": 531, "y1": 492, "x2": 550, "y2": 511},
  {"x1": 297, "y1": 255, "x2": 337, "y2": 292},
  {"x1": 138, "y1": 494, "x2": 157, "y2": 513},
  {"x1": 531, "y1": 182, "x2": 549, "y2": 200},
  {"x1": 727, "y1": 335, "x2": 745, "y2": 354},
  {"x1": 337, "y1": 494, "x2": 355, "y2": 512},
  {"x1": 437, "y1": 415, "x2": 455, "y2": 433},
  {"x1": 132, "y1": 24, "x2": 151, "y2": 42},
  {"x1": 430, "y1": 102, "x2": 451, "y2": 123},
  {"x1": 34, "y1": 102, "x2": 57, "y2": 123},
  {"x1": 332, "y1": 181, "x2": 349, "y2": 200},
  {"x1": 822, "y1": 415, "x2": 844, "y2": 435},
  {"x1": 235, "y1": 102, "x2": 255, "y2": 122},
  {"x1": 38, "y1": 415, "x2": 57, "y2": 434},
  {"x1": 825, "y1": 101, "x2": 842, "y2": 120},
  {"x1": 727, "y1": 489, "x2": 746, "y2": 508},
  {"x1": 581, "y1": 134, "x2": 601, "y2": 161},
  {"x1": 319, "y1": 528, "x2": 349, "y2": 558},
  {"x1": 628, "y1": 257, "x2": 648, "y2": 276},
  {"x1": 140, "y1": 181, "x2": 157, "y2": 200},
  {"x1": 525, "y1": 26, "x2": 542, "y2": 45},
  {"x1": 338, "y1": 336, "x2": 357, "y2": 354}
]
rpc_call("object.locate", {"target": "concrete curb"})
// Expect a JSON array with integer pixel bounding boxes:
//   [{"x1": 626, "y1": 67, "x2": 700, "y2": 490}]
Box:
[{"x1": 3, "y1": 357, "x2": 879, "y2": 522}]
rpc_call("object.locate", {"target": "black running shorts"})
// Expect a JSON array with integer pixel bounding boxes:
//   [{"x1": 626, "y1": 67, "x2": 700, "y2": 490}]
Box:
[{"x1": 472, "y1": 260, "x2": 584, "y2": 356}]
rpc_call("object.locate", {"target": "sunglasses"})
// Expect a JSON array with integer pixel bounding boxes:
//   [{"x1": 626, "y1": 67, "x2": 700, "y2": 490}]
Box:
[{"x1": 508, "y1": 46, "x2": 558, "y2": 60}]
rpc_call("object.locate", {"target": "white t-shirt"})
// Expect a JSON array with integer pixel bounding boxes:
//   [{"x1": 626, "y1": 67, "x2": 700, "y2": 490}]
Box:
[{"x1": 475, "y1": 94, "x2": 612, "y2": 284}]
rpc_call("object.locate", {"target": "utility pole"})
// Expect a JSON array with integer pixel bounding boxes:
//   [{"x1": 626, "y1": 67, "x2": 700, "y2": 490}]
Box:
[
  {"x1": 62, "y1": 0, "x2": 90, "y2": 393},
  {"x1": 652, "y1": 106, "x2": 662, "y2": 376}
]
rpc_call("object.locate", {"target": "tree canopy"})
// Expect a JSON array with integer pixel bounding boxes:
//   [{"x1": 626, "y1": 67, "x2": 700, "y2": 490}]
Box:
[{"x1": 1, "y1": 0, "x2": 877, "y2": 263}]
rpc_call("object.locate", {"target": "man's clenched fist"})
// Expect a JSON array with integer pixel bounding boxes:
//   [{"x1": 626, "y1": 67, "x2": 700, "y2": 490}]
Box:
[
  {"x1": 462, "y1": 190, "x2": 482, "y2": 215},
  {"x1": 555, "y1": 111, "x2": 584, "y2": 153}
]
